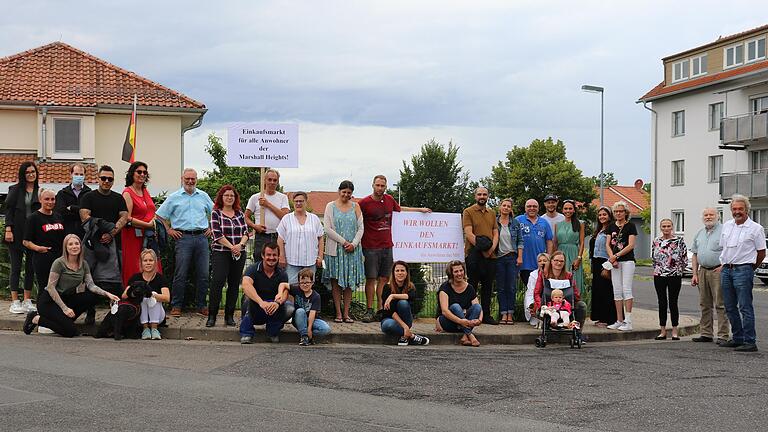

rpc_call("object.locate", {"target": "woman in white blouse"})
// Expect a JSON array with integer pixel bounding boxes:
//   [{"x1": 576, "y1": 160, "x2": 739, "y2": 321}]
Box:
[{"x1": 277, "y1": 191, "x2": 325, "y2": 284}]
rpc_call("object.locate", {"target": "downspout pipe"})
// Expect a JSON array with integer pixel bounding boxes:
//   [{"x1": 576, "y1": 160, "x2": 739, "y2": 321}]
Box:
[
  {"x1": 40, "y1": 107, "x2": 48, "y2": 161},
  {"x1": 180, "y1": 111, "x2": 206, "y2": 174},
  {"x1": 642, "y1": 101, "x2": 658, "y2": 240}
]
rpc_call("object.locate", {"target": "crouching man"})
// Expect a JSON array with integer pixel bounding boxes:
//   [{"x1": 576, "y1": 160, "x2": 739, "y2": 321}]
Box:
[{"x1": 239, "y1": 242, "x2": 294, "y2": 343}]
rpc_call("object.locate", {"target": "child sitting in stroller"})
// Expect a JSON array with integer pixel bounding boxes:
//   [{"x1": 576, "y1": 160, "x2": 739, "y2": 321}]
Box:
[{"x1": 540, "y1": 289, "x2": 579, "y2": 329}]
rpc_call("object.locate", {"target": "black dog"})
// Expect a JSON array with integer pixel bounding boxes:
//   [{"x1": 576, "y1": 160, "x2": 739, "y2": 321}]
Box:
[{"x1": 95, "y1": 281, "x2": 151, "y2": 340}]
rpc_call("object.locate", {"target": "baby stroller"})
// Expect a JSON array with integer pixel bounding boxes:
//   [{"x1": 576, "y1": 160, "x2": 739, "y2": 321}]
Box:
[{"x1": 534, "y1": 281, "x2": 582, "y2": 349}]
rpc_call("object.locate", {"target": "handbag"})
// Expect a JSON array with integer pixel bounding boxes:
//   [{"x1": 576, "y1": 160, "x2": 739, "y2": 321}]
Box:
[{"x1": 600, "y1": 268, "x2": 611, "y2": 280}]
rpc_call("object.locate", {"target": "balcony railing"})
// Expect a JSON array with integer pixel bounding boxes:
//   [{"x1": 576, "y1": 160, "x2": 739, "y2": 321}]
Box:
[
  {"x1": 720, "y1": 169, "x2": 768, "y2": 199},
  {"x1": 721, "y1": 111, "x2": 768, "y2": 148}
]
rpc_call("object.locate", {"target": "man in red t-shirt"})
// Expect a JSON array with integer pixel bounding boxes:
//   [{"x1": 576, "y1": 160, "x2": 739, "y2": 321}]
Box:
[{"x1": 358, "y1": 175, "x2": 430, "y2": 322}]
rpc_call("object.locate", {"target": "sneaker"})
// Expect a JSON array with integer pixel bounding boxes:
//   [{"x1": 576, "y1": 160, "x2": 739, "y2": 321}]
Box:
[
  {"x1": 409, "y1": 334, "x2": 430, "y2": 346},
  {"x1": 23, "y1": 311, "x2": 38, "y2": 334},
  {"x1": 299, "y1": 336, "x2": 309, "y2": 346},
  {"x1": 734, "y1": 343, "x2": 758, "y2": 352},
  {"x1": 397, "y1": 337, "x2": 409, "y2": 346},
  {"x1": 361, "y1": 308, "x2": 375, "y2": 323},
  {"x1": 141, "y1": 328, "x2": 152, "y2": 340},
  {"x1": 719, "y1": 339, "x2": 743, "y2": 348},
  {"x1": 308, "y1": 337, "x2": 315, "y2": 345},
  {"x1": 37, "y1": 326, "x2": 54, "y2": 334},
  {"x1": 240, "y1": 335, "x2": 253, "y2": 344},
  {"x1": 21, "y1": 299, "x2": 37, "y2": 313},
  {"x1": 606, "y1": 321, "x2": 623, "y2": 330},
  {"x1": 150, "y1": 329, "x2": 162, "y2": 340},
  {"x1": 268, "y1": 335, "x2": 279, "y2": 343},
  {"x1": 618, "y1": 322, "x2": 633, "y2": 331},
  {"x1": 9, "y1": 300, "x2": 25, "y2": 314}
]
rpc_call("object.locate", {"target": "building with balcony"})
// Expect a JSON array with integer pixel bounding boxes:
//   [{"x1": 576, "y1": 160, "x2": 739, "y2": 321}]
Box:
[{"x1": 639, "y1": 24, "x2": 768, "y2": 243}]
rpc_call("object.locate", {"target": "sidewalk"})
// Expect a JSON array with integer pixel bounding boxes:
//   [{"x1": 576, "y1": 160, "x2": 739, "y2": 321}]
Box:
[{"x1": 0, "y1": 300, "x2": 699, "y2": 345}]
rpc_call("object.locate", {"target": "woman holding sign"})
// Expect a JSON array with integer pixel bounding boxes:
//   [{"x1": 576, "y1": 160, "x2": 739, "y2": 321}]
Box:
[{"x1": 324, "y1": 181, "x2": 365, "y2": 323}]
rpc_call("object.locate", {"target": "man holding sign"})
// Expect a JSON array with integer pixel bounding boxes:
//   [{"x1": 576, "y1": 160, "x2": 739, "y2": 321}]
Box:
[
  {"x1": 359, "y1": 175, "x2": 430, "y2": 323},
  {"x1": 244, "y1": 169, "x2": 290, "y2": 263}
]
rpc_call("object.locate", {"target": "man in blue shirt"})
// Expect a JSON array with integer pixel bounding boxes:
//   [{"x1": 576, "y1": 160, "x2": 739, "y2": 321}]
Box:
[
  {"x1": 516, "y1": 198, "x2": 553, "y2": 286},
  {"x1": 156, "y1": 168, "x2": 214, "y2": 317}
]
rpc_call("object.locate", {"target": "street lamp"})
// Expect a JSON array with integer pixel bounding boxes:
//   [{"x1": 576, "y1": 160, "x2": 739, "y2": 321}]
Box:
[{"x1": 582, "y1": 84, "x2": 604, "y2": 207}]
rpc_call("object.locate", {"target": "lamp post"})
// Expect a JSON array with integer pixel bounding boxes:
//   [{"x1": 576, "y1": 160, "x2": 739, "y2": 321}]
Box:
[{"x1": 582, "y1": 85, "x2": 604, "y2": 207}]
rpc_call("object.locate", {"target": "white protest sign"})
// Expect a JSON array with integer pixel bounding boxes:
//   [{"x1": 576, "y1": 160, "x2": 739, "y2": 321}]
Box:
[
  {"x1": 226, "y1": 123, "x2": 299, "y2": 168},
  {"x1": 392, "y1": 212, "x2": 465, "y2": 263}
]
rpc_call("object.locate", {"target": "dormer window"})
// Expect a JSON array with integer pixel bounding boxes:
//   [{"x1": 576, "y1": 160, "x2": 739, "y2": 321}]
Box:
[
  {"x1": 672, "y1": 54, "x2": 707, "y2": 82},
  {"x1": 673, "y1": 59, "x2": 690, "y2": 82},
  {"x1": 747, "y1": 37, "x2": 766, "y2": 63}
]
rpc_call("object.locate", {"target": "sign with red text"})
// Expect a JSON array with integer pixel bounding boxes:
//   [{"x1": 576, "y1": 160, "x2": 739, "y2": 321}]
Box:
[
  {"x1": 226, "y1": 123, "x2": 299, "y2": 167},
  {"x1": 392, "y1": 212, "x2": 465, "y2": 263}
]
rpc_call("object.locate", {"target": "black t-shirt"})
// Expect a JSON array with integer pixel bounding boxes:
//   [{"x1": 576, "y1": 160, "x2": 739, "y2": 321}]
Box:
[
  {"x1": 127, "y1": 272, "x2": 169, "y2": 294},
  {"x1": 607, "y1": 221, "x2": 638, "y2": 262},
  {"x1": 23, "y1": 211, "x2": 65, "y2": 257},
  {"x1": 437, "y1": 281, "x2": 477, "y2": 317},
  {"x1": 244, "y1": 262, "x2": 288, "y2": 300},
  {"x1": 80, "y1": 190, "x2": 127, "y2": 223},
  {"x1": 289, "y1": 286, "x2": 321, "y2": 313},
  {"x1": 381, "y1": 283, "x2": 415, "y2": 319}
]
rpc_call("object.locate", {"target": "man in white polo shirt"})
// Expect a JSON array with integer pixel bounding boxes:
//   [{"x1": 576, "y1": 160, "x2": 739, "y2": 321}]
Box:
[{"x1": 719, "y1": 194, "x2": 765, "y2": 353}]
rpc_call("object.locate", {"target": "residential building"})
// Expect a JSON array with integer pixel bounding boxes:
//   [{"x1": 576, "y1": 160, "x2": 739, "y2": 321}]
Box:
[
  {"x1": 0, "y1": 42, "x2": 206, "y2": 196},
  {"x1": 639, "y1": 24, "x2": 768, "y2": 245}
]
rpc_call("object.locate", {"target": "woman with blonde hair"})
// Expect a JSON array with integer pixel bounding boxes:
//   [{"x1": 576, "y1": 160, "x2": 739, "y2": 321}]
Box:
[
  {"x1": 23, "y1": 234, "x2": 119, "y2": 337},
  {"x1": 605, "y1": 201, "x2": 638, "y2": 331},
  {"x1": 126, "y1": 249, "x2": 171, "y2": 340}
]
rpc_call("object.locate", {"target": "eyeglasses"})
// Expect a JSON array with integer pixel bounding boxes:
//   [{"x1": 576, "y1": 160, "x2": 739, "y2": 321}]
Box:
[
  {"x1": 135, "y1": 170, "x2": 147, "y2": 175},
  {"x1": 99, "y1": 176, "x2": 114, "y2": 182},
  {"x1": 299, "y1": 281, "x2": 313, "y2": 285}
]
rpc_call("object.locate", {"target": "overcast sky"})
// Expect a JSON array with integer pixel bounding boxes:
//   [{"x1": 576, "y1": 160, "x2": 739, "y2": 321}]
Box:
[{"x1": 1, "y1": 1, "x2": 766, "y2": 192}]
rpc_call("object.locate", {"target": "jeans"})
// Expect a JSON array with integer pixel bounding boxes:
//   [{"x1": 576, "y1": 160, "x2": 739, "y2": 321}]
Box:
[
  {"x1": 208, "y1": 250, "x2": 246, "y2": 316},
  {"x1": 439, "y1": 303, "x2": 482, "y2": 335},
  {"x1": 721, "y1": 264, "x2": 756, "y2": 345},
  {"x1": 8, "y1": 246, "x2": 34, "y2": 294},
  {"x1": 240, "y1": 300, "x2": 295, "y2": 337},
  {"x1": 292, "y1": 308, "x2": 331, "y2": 338},
  {"x1": 654, "y1": 275, "x2": 682, "y2": 327},
  {"x1": 380, "y1": 300, "x2": 414, "y2": 337},
  {"x1": 495, "y1": 254, "x2": 519, "y2": 315},
  {"x1": 171, "y1": 233, "x2": 210, "y2": 309}
]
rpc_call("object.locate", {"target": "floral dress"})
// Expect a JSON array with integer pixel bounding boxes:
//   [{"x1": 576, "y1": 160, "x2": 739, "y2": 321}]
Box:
[{"x1": 326, "y1": 203, "x2": 365, "y2": 288}]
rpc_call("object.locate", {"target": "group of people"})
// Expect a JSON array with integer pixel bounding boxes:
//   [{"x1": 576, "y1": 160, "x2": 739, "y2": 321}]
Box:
[{"x1": 4, "y1": 160, "x2": 763, "y2": 351}]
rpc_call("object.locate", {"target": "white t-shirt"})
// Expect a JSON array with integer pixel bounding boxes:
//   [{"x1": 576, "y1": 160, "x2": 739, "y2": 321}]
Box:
[
  {"x1": 276, "y1": 212, "x2": 325, "y2": 266},
  {"x1": 246, "y1": 191, "x2": 289, "y2": 233},
  {"x1": 541, "y1": 212, "x2": 565, "y2": 234},
  {"x1": 719, "y1": 217, "x2": 767, "y2": 265}
]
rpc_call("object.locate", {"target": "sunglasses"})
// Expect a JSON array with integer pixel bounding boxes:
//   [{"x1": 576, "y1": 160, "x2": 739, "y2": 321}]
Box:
[
  {"x1": 135, "y1": 169, "x2": 147, "y2": 175},
  {"x1": 99, "y1": 176, "x2": 114, "y2": 182}
]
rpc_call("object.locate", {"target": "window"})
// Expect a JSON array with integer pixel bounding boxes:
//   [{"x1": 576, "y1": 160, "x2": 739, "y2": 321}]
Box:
[
  {"x1": 53, "y1": 118, "x2": 80, "y2": 154},
  {"x1": 708, "y1": 155, "x2": 723, "y2": 183},
  {"x1": 692, "y1": 55, "x2": 707, "y2": 77},
  {"x1": 718, "y1": 207, "x2": 724, "y2": 222},
  {"x1": 725, "y1": 44, "x2": 745, "y2": 68},
  {"x1": 747, "y1": 37, "x2": 766, "y2": 63},
  {"x1": 673, "y1": 59, "x2": 690, "y2": 82},
  {"x1": 672, "y1": 110, "x2": 685, "y2": 136},
  {"x1": 751, "y1": 95, "x2": 768, "y2": 113},
  {"x1": 709, "y1": 102, "x2": 724, "y2": 130},
  {"x1": 672, "y1": 160, "x2": 685, "y2": 186},
  {"x1": 672, "y1": 210, "x2": 685, "y2": 234},
  {"x1": 750, "y1": 149, "x2": 768, "y2": 171}
]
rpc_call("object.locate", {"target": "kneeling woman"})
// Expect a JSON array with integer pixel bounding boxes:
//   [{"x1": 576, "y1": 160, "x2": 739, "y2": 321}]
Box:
[
  {"x1": 24, "y1": 234, "x2": 119, "y2": 337},
  {"x1": 127, "y1": 249, "x2": 170, "y2": 340},
  {"x1": 380, "y1": 261, "x2": 430, "y2": 346},
  {"x1": 435, "y1": 260, "x2": 482, "y2": 347}
]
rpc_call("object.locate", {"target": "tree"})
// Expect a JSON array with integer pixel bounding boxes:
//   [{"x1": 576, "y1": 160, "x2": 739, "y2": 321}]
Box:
[
  {"x1": 589, "y1": 172, "x2": 618, "y2": 187},
  {"x1": 196, "y1": 133, "x2": 262, "y2": 200},
  {"x1": 485, "y1": 138, "x2": 596, "y2": 215},
  {"x1": 397, "y1": 139, "x2": 474, "y2": 213}
]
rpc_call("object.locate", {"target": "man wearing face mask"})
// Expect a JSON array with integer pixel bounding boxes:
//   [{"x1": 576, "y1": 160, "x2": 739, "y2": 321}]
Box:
[{"x1": 55, "y1": 163, "x2": 92, "y2": 238}]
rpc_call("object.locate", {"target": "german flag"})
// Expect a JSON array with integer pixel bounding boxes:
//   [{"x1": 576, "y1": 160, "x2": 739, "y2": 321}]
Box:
[{"x1": 121, "y1": 95, "x2": 137, "y2": 163}]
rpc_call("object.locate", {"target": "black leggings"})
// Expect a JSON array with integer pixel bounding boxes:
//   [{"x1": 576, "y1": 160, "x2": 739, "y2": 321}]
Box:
[
  {"x1": 8, "y1": 246, "x2": 34, "y2": 294},
  {"x1": 208, "y1": 250, "x2": 246, "y2": 316},
  {"x1": 32, "y1": 253, "x2": 57, "y2": 295},
  {"x1": 37, "y1": 290, "x2": 99, "y2": 337},
  {"x1": 654, "y1": 276, "x2": 682, "y2": 327}
]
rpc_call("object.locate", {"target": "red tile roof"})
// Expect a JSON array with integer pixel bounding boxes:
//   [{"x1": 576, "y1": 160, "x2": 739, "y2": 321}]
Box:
[
  {"x1": 0, "y1": 153, "x2": 98, "y2": 185},
  {"x1": 591, "y1": 185, "x2": 649, "y2": 217},
  {"x1": 0, "y1": 42, "x2": 204, "y2": 110},
  {"x1": 662, "y1": 23, "x2": 768, "y2": 61},
  {"x1": 287, "y1": 191, "x2": 359, "y2": 217},
  {"x1": 639, "y1": 59, "x2": 768, "y2": 101}
]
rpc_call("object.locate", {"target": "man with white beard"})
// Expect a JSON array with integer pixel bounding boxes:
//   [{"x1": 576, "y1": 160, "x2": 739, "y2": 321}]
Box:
[{"x1": 691, "y1": 208, "x2": 728, "y2": 344}]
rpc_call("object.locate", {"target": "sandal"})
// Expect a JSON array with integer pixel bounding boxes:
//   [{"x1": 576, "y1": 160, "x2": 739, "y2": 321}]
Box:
[
  {"x1": 334, "y1": 317, "x2": 343, "y2": 323},
  {"x1": 343, "y1": 317, "x2": 355, "y2": 323},
  {"x1": 461, "y1": 340, "x2": 473, "y2": 346}
]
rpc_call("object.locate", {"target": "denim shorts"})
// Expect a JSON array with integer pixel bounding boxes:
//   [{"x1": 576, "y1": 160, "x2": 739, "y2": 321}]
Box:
[{"x1": 363, "y1": 248, "x2": 393, "y2": 279}]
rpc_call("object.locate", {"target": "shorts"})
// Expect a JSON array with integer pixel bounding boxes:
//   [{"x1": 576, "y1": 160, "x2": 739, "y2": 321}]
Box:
[{"x1": 363, "y1": 248, "x2": 393, "y2": 279}]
